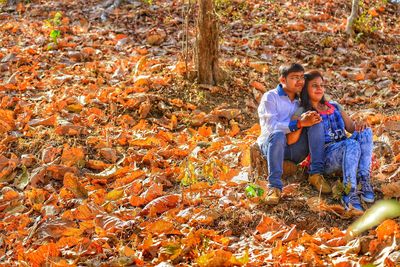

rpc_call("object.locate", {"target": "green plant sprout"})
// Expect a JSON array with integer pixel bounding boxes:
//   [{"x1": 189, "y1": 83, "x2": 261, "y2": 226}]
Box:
[{"x1": 45, "y1": 12, "x2": 62, "y2": 49}]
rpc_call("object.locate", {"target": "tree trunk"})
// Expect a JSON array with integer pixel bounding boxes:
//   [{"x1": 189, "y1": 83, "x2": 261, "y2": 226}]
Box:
[
  {"x1": 249, "y1": 143, "x2": 299, "y2": 183},
  {"x1": 346, "y1": 0, "x2": 359, "y2": 36},
  {"x1": 196, "y1": 0, "x2": 225, "y2": 85}
]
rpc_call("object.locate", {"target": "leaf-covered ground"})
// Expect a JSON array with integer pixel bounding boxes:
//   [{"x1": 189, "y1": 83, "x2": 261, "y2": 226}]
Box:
[{"x1": 1, "y1": 0, "x2": 400, "y2": 266}]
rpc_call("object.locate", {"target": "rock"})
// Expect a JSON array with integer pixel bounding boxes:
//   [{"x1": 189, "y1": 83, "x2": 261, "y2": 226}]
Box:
[
  {"x1": 146, "y1": 28, "x2": 167, "y2": 46},
  {"x1": 67, "y1": 51, "x2": 83, "y2": 62},
  {"x1": 376, "y1": 80, "x2": 393, "y2": 90}
]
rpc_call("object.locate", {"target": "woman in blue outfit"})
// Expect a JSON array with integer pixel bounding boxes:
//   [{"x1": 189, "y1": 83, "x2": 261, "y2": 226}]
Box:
[{"x1": 289, "y1": 70, "x2": 375, "y2": 211}]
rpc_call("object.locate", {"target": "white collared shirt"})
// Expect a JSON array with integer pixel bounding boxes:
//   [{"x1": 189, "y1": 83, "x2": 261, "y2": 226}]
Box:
[{"x1": 257, "y1": 84, "x2": 299, "y2": 146}]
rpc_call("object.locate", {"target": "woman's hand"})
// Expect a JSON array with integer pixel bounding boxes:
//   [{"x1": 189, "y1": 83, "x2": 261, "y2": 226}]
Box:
[
  {"x1": 353, "y1": 120, "x2": 369, "y2": 132},
  {"x1": 299, "y1": 111, "x2": 322, "y2": 127}
]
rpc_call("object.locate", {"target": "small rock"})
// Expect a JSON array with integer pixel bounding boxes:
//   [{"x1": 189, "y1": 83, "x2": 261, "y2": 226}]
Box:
[
  {"x1": 376, "y1": 80, "x2": 393, "y2": 90},
  {"x1": 1, "y1": 53, "x2": 16, "y2": 63},
  {"x1": 67, "y1": 51, "x2": 83, "y2": 62},
  {"x1": 146, "y1": 29, "x2": 166, "y2": 46},
  {"x1": 337, "y1": 47, "x2": 347, "y2": 54}
]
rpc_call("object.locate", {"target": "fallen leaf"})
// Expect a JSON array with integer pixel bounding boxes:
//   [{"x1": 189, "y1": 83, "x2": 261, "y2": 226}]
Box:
[
  {"x1": 256, "y1": 215, "x2": 282, "y2": 234},
  {"x1": 63, "y1": 172, "x2": 88, "y2": 199},
  {"x1": 61, "y1": 146, "x2": 85, "y2": 167},
  {"x1": 141, "y1": 194, "x2": 181, "y2": 216}
]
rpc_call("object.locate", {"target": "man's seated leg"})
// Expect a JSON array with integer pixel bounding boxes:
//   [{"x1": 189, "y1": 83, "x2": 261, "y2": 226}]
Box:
[{"x1": 260, "y1": 132, "x2": 286, "y2": 204}]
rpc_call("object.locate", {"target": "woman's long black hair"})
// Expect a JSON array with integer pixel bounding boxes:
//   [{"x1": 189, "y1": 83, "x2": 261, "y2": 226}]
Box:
[{"x1": 300, "y1": 70, "x2": 327, "y2": 111}]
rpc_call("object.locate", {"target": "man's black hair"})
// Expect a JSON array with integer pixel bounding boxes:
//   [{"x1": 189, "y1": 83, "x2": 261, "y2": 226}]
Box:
[{"x1": 279, "y1": 63, "x2": 305, "y2": 78}]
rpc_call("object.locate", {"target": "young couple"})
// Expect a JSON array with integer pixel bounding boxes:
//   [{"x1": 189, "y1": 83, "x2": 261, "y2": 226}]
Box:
[{"x1": 257, "y1": 63, "x2": 374, "y2": 211}]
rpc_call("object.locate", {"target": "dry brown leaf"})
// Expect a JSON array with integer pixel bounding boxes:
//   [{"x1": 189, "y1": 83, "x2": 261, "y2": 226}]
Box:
[
  {"x1": 63, "y1": 172, "x2": 88, "y2": 199},
  {"x1": 36, "y1": 219, "x2": 77, "y2": 239},
  {"x1": 0, "y1": 109, "x2": 14, "y2": 133},
  {"x1": 211, "y1": 108, "x2": 241, "y2": 120},
  {"x1": 286, "y1": 22, "x2": 306, "y2": 31},
  {"x1": 42, "y1": 146, "x2": 61, "y2": 164},
  {"x1": 256, "y1": 215, "x2": 282, "y2": 234},
  {"x1": 55, "y1": 125, "x2": 87, "y2": 136},
  {"x1": 28, "y1": 115, "x2": 56, "y2": 127},
  {"x1": 189, "y1": 209, "x2": 221, "y2": 226},
  {"x1": 94, "y1": 214, "x2": 130, "y2": 233},
  {"x1": 250, "y1": 81, "x2": 266, "y2": 92},
  {"x1": 99, "y1": 148, "x2": 118, "y2": 163},
  {"x1": 61, "y1": 146, "x2": 85, "y2": 167},
  {"x1": 381, "y1": 181, "x2": 400, "y2": 198},
  {"x1": 85, "y1": 159, "x2": 111, "y2": 170},
  {"x1": 140, "y1": 194, "x2": 180, "y2": 216},
  {"x1": 145, "y1": 219, "x2": 174, "y2": 234},
  {"x1": 138, "y1": 99, "x2": 151, "y2": 119}
]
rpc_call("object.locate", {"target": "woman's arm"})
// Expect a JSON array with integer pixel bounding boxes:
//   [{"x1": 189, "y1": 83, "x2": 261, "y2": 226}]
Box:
[
  {"x1": 341, "y1": 110, "x2": 356, "y2": 133},
  {"x1": 341, "y1": 110, "x2": 369, "y2": 133}
]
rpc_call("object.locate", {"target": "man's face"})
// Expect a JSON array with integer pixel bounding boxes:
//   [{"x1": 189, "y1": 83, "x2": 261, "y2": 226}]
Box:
[{"x1": 280, "y1": 71, "x2": 305, "y2": 94}]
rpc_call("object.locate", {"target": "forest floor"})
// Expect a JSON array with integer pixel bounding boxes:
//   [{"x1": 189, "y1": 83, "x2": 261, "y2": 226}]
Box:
[{"x1": 0, "y1": 0, "x2": 400, "y2": 266}]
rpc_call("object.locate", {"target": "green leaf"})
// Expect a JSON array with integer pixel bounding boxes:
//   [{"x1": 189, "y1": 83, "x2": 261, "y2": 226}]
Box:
[
  {"x1": 245, "y1": 184, "x2": 264, "y2": 198},
  {"x1": 53, "y1": 12, "x2": 62, "y2": 25},
  {"x1": 50, "y1": 29, "x2": 61, "y2": 42}
]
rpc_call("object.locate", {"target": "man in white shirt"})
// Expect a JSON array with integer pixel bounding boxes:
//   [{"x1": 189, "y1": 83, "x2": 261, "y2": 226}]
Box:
[{"x1": 257, "y1": 63, "x2": 331, "y2": 204}]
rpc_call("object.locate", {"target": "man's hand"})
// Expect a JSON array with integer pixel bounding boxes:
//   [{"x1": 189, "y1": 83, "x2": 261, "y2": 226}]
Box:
[{"x1": 299, "y1": 111, "x2": 322, "y2": 127}]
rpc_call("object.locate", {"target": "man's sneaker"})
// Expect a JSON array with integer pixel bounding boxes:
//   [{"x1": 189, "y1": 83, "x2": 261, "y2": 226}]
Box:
[
  {"x1": 308, "y1": 174, "x2": 332, "y2": 194},
  {"x1": 264, "y1": 187, "x2": 281, "y2": 205},
  {"x1": 359, "y1": 177, "x2": 375, "y2": 203},
  {"x1": 342, "y1": 190, "x2": 363, "y2": 211}
]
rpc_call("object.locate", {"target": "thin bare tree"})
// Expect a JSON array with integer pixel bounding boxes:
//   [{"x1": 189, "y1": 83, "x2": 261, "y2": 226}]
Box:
[
  {"x1": 196, "y1": 0, "x2": 226, "y2": 85},
  {"x1": 346, "y1": 0, "x2": 359, "y2": 36}
]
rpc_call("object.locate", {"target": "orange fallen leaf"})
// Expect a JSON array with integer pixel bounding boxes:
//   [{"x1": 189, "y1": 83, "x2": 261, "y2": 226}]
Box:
[
  {"x1": 353, "y1": 72, "x2": 366, "y2": 81},
  {"x1": 28, "y1": 115, "x2": 56, "y2": 127},
  {"x1": 2, "y1": 188, "x2": 20, "y2": 201},
  {"x1": 368, "y1": 8, "x2": 379, "y2": 17},
  {"x1": 63, "y1": 172, "x2": 88, "y2": 199},
  {"x1": 196, "y1": 249, "x2": 233, "y2": 267},
  {"x1": 113, "y1": 170, "x2": 145, "y2": 188},
  {"x1": 198, "y1": 125, "x2": 212, "y2": 137},
  {"x1": 0, "y1": 109, "x2": 14, "y2": 133},
  {"x1": 26, "y1": 243, "x2": 60, "y2": 267},
  {"x1": 85, "y1": 159, "x2": 111, "y2": 170},
  {"x1": 256, "y1": 215, "x2": 282, "y2": 234},
  {"x1": 250, "y1": 81, "x2": 266, "y2": 92},
  {"x1": 61, "y1": 146, "x2": 85, "y2": 167},
  {"x1": 55, "y1": 125, "x2": 87, "y2": 136},
  {"x1": 145, "y1": 219, "x2": 174, "y2": 234},
  {"x1": 129, "y1": 195, "x2": 146, "y2": 207},
  {"x1": 142, "y1": 183, "x2": 164, "y2": 203},
  {"x1": 140, "y1": 194, "x2": 181, "y2": 216},
  {"x1": 376, "y1": 219, "x2": 400, "y2": 241}
]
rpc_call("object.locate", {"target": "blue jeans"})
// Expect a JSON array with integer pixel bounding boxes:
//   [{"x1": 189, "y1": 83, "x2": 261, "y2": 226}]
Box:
[
  {"x1": 260, "y1": 123, "x2": 325, "y2": 190},
  {"x1": 324, "y1": 128, "x2": 373, "y2": 188}
]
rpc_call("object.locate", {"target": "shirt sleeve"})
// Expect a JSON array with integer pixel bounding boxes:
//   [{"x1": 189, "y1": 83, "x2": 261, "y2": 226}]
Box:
[
  {"x1": 292, "y1": 107, "x2": 305, "y2": 119},
  {"x1": 258, "y1": 93, "x2": 298, "y2": 134}
]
